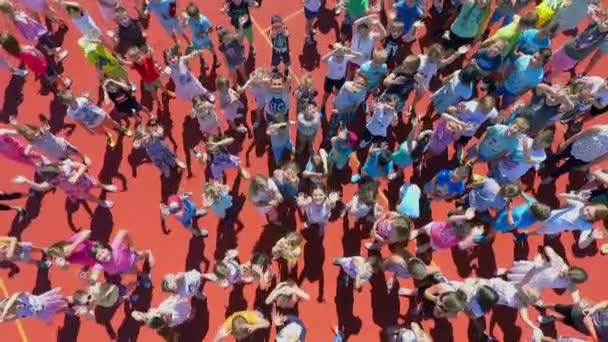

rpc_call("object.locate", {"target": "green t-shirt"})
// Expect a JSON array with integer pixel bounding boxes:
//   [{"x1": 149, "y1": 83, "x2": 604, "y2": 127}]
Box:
[
  {"x1": 564, "y1": 22, "x2": 608, "y2": 61},
  {"x1": 346, "y1": 0, "x2": 369, "y2": 18},
  {"x1": 492, "y1": 16, "x2": 522, "y2": 56},
  {"x1": 450, "y1": 1, "x2": 490, "y2": 39}
]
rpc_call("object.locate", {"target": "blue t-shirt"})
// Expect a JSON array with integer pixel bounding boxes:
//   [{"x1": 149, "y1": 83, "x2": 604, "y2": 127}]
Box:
[
  {"x1": 362, "y1": 150, "x2": 394, "y2": 179},
  {"x1": 146, "y1": 0, "x2": 173, "y2": 19},
  {"x1": 393, "y1": 1, "x2": 424, "y2": 33},
  {"x1": 492, "y1": 195, "x2": 537, "y2": 232},
  {"x1": 517, "y1": 29, "x2": 550, "y2": 55},
  {"x1": 187, "y1": 15, "x2": 212, "y2": 46},
  {"x1": 473, "y1": 49, "x2": 504, "y2": 72},
  {"x1": 397, "y1": 183, "x2": 421, "y2": 218},
  {"x1": 179, "y1": 197, "x2": 198, "y2": 227},
  {"x1": 478, "y1": 124, "x2": 520, "y2": 161},
  {"x1": 210, "y1": 193, "x2": 233, "y2": 216},
  {"x1": 358, "y1": 61, "x2": 388, "y2": 91},
  {"x1": 503, "y1": 55, "x2": 543, "y2": 95},
  {"x1": 428, "y1": 169, "x2": 466, "y2": 197}
]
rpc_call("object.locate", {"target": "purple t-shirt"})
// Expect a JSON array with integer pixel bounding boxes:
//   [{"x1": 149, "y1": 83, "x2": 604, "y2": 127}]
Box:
[
  {"x1": 93, "y1": 235, "x2": 138, "y2": 275},
  {"x1": 66, "y1": 234, "x2": 96, "y2": 267}
]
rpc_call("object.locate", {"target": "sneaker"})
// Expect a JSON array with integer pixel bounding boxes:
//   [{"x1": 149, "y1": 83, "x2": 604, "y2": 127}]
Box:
[
  {"x1": 103, "y1": 184, "x2": 117, "y2": 192},
  {"x1": 537, "y1": 315, "x2": 555, "y2": 324},
  {"x1": 55, "y1": 50, "x2": 69, "y2": 63},
  {"x1": 195, "y1": 208, "x2": 208, "y2": 217},
  {"x1": 106, "y1": 134, "x2": 116, "y2": 148},
  {"x1": 122, "y1": 127, "x2": 133, "y2": 137},
  {"x1": 235, "y1": 125, "x2": 248, "y2": 133},
  {"x1": 332, "y1": 257, "x2": 343, "y2": 266},
  {"x1": 334, "y1": 7, "x2": 341, "y2": 15},
  {"x1": 194, "y1": 229, "x2": 209, "y2": 237},
  {"x1": 206, "y1": 93, "x2": 215, "y2": 103},
  {"x1": 350, "y1": 174, "x2": 361, "y2": 183},
  {"x1": 12, "y1": 69, "x2": 28, "y2": 77},
  {"x1": 364, "y1": 241, "x2": 381, "y2": 250}
]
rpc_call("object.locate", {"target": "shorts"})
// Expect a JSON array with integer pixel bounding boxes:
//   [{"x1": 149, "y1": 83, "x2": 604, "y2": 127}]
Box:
[
  {"x1": 143, "y1": 78, "x2": 162, "y2": 92},
  {"x1": 189, "y1": 38, "x2": 214, "y2": 52},
  {"x1": 340, "y1": 14, "x2": 354, "y2": 36},
  {"x1": 115, "y1": 98, "x2": 142, "y2": 116},
  {"x1": 242, "y1": 26, "x2": 254, "y2": 42},
  {"x1": 545, "y1": 47, "x2": 577, "y2": 79},
  {"x1": 272, "y1": 51, "x2": 291, "y2": 67},
  {"x1": 271, "y1": 141, "x2": 293, "y2": 161},
  {"x1": 323, "y1": 77, "x2": 345, "y2": 93},
  {"x1": 304, "y1": 8, "x2": 319, "y2": 20},
  {"x1": 590, "y1": 104, "x2": 608, "y2": 117},
  {"x1": 456, "y1": 135, "x2": 473, "y2": 146},
  {"x1": 443, "y1": 30, "x2": 475, "y2": 51},
  {"x1": 159, "y1": 17, "x2": 184, "y2": 35},
  {"x1": 361, "y1": 128, "x2": 387, "y2": 144}
]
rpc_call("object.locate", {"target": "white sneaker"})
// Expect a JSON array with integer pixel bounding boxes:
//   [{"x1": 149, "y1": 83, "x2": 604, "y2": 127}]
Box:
[
  {"x1": 537, "y1": 315, "x2": 555, "y2": 324},
  {"x1": 12, "y1": 69, "x2": 28, "y2": 77},
  {"x1": 100, "y1": 200, "x2": 114, "y2": 208},
  {"x1": 235, "y1": 125, "x2": 248, "y2": 133},
  {"x1": 103, "y1": 184, "x2": 118, "y2": 192}
]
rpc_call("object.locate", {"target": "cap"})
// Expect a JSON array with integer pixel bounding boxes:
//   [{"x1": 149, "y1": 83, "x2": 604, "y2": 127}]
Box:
[{"x1": 167, "y1": 195, "x2": 184, "y2": 213}]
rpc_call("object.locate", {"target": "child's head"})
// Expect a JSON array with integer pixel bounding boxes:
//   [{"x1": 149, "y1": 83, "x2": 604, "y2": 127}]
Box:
[
  {"x1": 532, "y1": 129, "x2": 554, "y2": 150},
  {"x1": 185, "y1": 2, "x2": 200, "y2": 18},
  {"x1": 356, "y1": 179, "x2": 378, "y2": 206},
  {"x1": 530, "y1": 202, "x2": 552, "y2": 221},
  {"x1": 164, "y1": 45, "x2": 181, "y2": 65},
  {"x1": 192, "y1": 95, "x2": 213, "y2": 113},
  {"x1": 231, "y1": 314, "x2": 251, "y2": 340},
  {"x1": 451, "y1": 165, "x2": 471, "y2": 182},
  {"x1": 71, "y1": 289, "x2": 95, "y2": 307},
  {"x1": 304, "y1": 103, "x2": 318, "y2": 116},
  {"x1": 486, "y1": 40, "x2": 505, "y2": 57},
  {"x1": 564, "y1": 266, "x2": 588, "y2": 284},
  {"x1": 391, "y1": 215, "x2": 413, "y2": 240},
  {"x1": 427, "y1": 43, "x2": 445, "y2": 63},
  {"x1": 213, "y1": 262, "x2": 230, "y2": 280},
  {"x1": 351, "y1": 73, "x2": 369, "y2": 92},
  {"x1": 0, "y1": 0, "x2": 15, "y2": 15},
  {"x1": 506, "y1": 117, "x2": 529, "y2": 136},
  {"x1": 281, "y1": 161, "x2": 300, "y2": 183},
  {"x1": 0, "y1": 33, "x2": 20, "y2": 56},
  {"x1": 215, "y1": 75, "x2": 231, "y2": 92},
  {"x1": 114, "y1": 6, "x2": 131, "y2": 27},
  {"x1": 498, "y1": 183, "x2": 522, "y2": 199},
  {"x1": 284, "y1": 232, "x2": 303, "y2": 248},
  {"x1": 530, "y1": 48, "x2": 552, "y2": 67},
  {"x1": 44, "y1": 241, "x2": 71, "y2": 267},
  {"x1": 331, "y1": 42, "x2": 347, "y2": 61},
  {"x1": 400, "y1": 55, "x2": 421, "y2": 74},
  {"x1": 161, "y1": 273, "x2": 179, "y2": 293},
  {"x1": 435, "y1": 291, "x2": 467, "y2": 316},
  {"x1": 459, "y1": 65, "x2": 482, "y2": 85},
  {"x1": 377, "y1": 149, "x2": 392, "y2": 167},
  {"x1": 406, "y1": 257, "x2": 429, "y2": 280},
  {"x1": 216, "y1": 25, "x2": 232, "y2": 44},
  {"x1": 269, "y1": 72, "x2": 285, "y2": 92},
  {"x1": 16, "y1": 124, "x2": 42, "y2": 141},
  {"x1": 356, "y1": 20, "x2": 371, "y2": 36},
  {"x1": 388, "y1": 21, "x2": 404, "y2": 38},
  {"x1": 203, "y1": 182, "x2": 224, "y2": 204},
  {"x1": 310, "y1": 184, "x2": 328, "y2": 204},
  {"x1": 127, "y1": 46, "x2": 145, "y2": 63},
  {"x1": 476, "y1": 285, "x2": 499, "y2": 313},
  {"x1": 104, "y1": 80, "x2": 119, "y2": 93},
  {"x1": 581, "y1": 204, "x2": 608, "y2": 221},
  {"x1": 366, "y1": 255, "x2": 383, "y2": 273},
  {"x1": 519, "y1": 11, "x2": 539, "y2": 30},
  {"x1": 90, "y1": 242, "x2": 113, "y2": 263},
  {"x1": 477, "y1": 95, "x2": 496, "y2": 114},
  {"x1": 251, "y1": 67, "x2": 270, "y2": 83},
  {"x1": 271, "y1": 15, "x2": 284, "y2": 33},
  {"x1": 372, "y1": 48, "x2": 388, "y2": 65},
  {"x1": 301, "y1": 73, "x2": 313, "y2": 88}
]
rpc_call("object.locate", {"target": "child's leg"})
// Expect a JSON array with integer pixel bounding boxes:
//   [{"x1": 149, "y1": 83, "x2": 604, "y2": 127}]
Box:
[{"x1": 86, "y1": 194, "x2": 113, "y2": 208}]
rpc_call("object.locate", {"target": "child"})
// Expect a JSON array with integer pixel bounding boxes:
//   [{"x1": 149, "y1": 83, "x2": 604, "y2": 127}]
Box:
[
  {"x1": 60, "y1": 91, "x2": 130, "y2": 148},
  {"x1": 141, "y1": 0, "x2": 190, "y2": 45},
  {"x1": 346, "y1": 179, "x2": 383, "y2": 223},
  {"x1": 490, "y1": 193, "x2": 551, "y2": 240},
  {"x1": 193, "y1": 133, "x2": 250, "y2": 182},
  {"x1": 265, "y1": 281, "x2": 310, "y2": 309},
  {"x1": 365, "y1": 211, "x2": 412, "y2": 250},
  {"x1": 222, "y1": 0, "x2": 258, "y2": 55},
  {"x1": 271, "y1": 231, "x2": 303, "y2": 271},
  {"x1": 328, "y1": 126, "x2": 357, "y2": 171},
  {"x1": 264, "y1": 73, "x2": 292, "y2": 122},
  {"x1": 248, "y1": 175, "x2": 283, "y2": 223},
  {"x1": 410, "y1": 209, "x2": 482, "y2": 253},
  {"x1": 480, "y1": 11, "x2": 539, "y2": 57},
  {"x1": 202, "y1": 249, "x2": 253, "y2": 288},
  {"x1": 124, "y1": 46, "x2": 172, "y2": 107},
  {"x1": 352, "y1": 143, "x2": 395, "y2": 182},
  {"x1": 190, "y1": 95, "x2": 220, "y2": 138},
  {"x1": 238, "y1": 68, "x2": 269, "y2": 128},
  {"x1": 78, "y1": 37, "x2": 128, "y2": 82},
  {"x1": 202, "y1": 181, "x2": 233, "y2": 219},
  {"x1": 161, "y1": 269, "x2": 206, "y2": 299},
  {"x1": 427, "y1": 66, "x2": 478, "y2": 118},
  {"x1": 42, "y1": 230, "x2": 98, "y2": 269},
  {"x1": 449, "y1": 96, "x2": 499, "y2": 161},
  {"x1": 397, "y1": 183, "x2": 422, "y2": 219},
  {"x1": 494, "y1": 49, "x2": 551, "y2": 108},
  {"x1": 391, "y1": 0, "x2": 427, "y2": 44},
  {"x1": 357, "y1": 48, "x2": 388, "y2": 96},
  {"x1": 294, "y1": 73, "x2": 318, "y2": 114},
  {"x1": 380, "y1": 54, "x2": 422, "y2": 115},
  {"x1": 0, "y1": 236, "x2": 43, "y2": 266},
  {"x1": 470, "y1": 40, "x2": 506, "y2": 91},
  {"x1": 60, "y1": 1, "x2": 103, "y2": 40},
  {"x1": 515, "y1": 23, "x2": 557, "y2": 56},
  {"x1": 216, "y1": 24, "x2": 247, "y2": 86},
  {"x1": 329, "y1": 73, "x2": 368, "y2": 133},
  {"x1": 475, "y1": 118, "x2": 529, "y2": 162},
  {"x1": 111, "y1": 7, "x2": 147, "y2": 56},
  {"x1": 0, "y1": 129, "x2": 44, "y2": 167},
  {"x1": 296, "y1": 103, "x2": 321, "y2": 157},
  {"x1": 133, "y1": 119, "x2": 186, "y2": 178},
  {"x1": 164, "y1": 46, "x2": 214, "y2": 102},
  {"x1": 182, "y1": 3, "x2": 218, "y2": 70},
  {"x1": 423, "y1": 113, "x2": 464, "y2": 158},
  {"x1": 103, "y1": 78, "x2": 151, "y2": 122},
  {"x1": 303, "y1": 149, "x2": 329, "y2": 185},
  {"x1": 241, "y1": 253, "x2": 274, "y2": 290},
  {"x1": 391, "y1": 119, "x2": 428, "y2": 175},
  {"x1": 359, "y1": 95, "x2": 399, "y2": 148},
  {"x1": 273, "y1": 161, "x2": 300, "y2": 199},
  {"x1": 267, "y1": 116, "x2": 295, "y2": 162},
  {"x1": 214, "y1": 310, "x2": 271, "y2": 341},
  {"x1": 296, "y1": 184, "x2": 340, "y2": 236},
  {"x1": 383, "y1": 21, "x2": 407, "y2": 70},
  {"x1": 333, "y1": 255, "x2": 382, "y2": 290},
  {"x1": 320, "y1": 44, "x2": 361, "y2": 110},
  {"x1": 493, "y1": 129, "x2": 552, "y2": 184},
  {"x1": 0, "y1": 288, "x2": 68, "y2": 323},
  {"x1": 348, "y1": 14, "x2": 387, "y2": 79},
  {"x1": 13, "y1": 160, "x2": 117, "y2": 208},
  {"x1": 216, "y1": 76, "x2": 248, "y2": 133},
  {"x1": 131, "y1": 296, "x2": 192, "y2": 330},
  {"x1": 303, "y1": 0, "x2": 321, "y2": 43},
  {"x1": 160, "y1": 193, "x2": 209, "y2": 236},
  {"x1": 442, "y1": 0, "x2": 491, "y2": 52},
  {"x1": 423, "y1": 165, "x2": 469, "y2": 201},
  {"x1": 269, "y1": 15, "x2": 291, "y2": 75}
]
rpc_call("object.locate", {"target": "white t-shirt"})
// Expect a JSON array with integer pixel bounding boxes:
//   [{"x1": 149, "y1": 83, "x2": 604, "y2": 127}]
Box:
[
  {"x1": 497, "y1": 137, "x2": 546, "y2": 182},
  {"x1": 366, "y1": 103, "x2": 396, "y2": 137},
  {"x1": 177, "y1": 270, "x2": 202, "y2": 297},
  {"x1": 570, "y1": 127, "x2": 608, "y2": 162},
  {"x1": 457, "y1": 100, "x2": 498, "y2": 137},
  {"x1": 72, "y1": 13, "x2": 102, "y2": 39},
  {"x1": 585, "y1": 76, "x2": 608, "y2": 108},
  {"x1": 484, "y1": 278, "x2": 524, "y2": 308},
  {"x1": 67, "y1": 97, "x2": 107, "y2": 129},
  {"x1": 507, "y1": 257, "x2": 570, "y2": 290},
  {"x1": 303, "y1": 0, "x2": 322, "y2": 11},
  {"x1": 417, "y1": 54, "x2": 439, "y2": 89},
  {"x1": 537, "y1": 199, "x2": 593, "y2": 235},
  {"x1": 153, "y1": 296, "x2": 192, "y2": 327},
  {"x1": 326, "y1": 55, "x2": 351, "y2": 80},
  {"x1": 194, "y1": 111, "x2": 220, "y2": 135},
  {"x1": 351, "y1": 32, "x2": 378, "y2": 65},
  {"x1": 32, "y1": 131, "x2": 76, "y2": 161}
]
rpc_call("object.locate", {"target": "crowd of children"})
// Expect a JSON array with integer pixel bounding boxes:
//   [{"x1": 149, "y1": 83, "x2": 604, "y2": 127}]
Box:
[{"x1": 1, "y1": 0, "x2": 608, "y2": 341}]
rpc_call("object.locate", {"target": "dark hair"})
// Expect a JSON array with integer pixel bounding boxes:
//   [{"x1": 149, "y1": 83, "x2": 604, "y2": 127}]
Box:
[
  {"x1": 356, "y1": 179, "x2": 378, "y2": 206},
  {"x1": 438, "y1": 290, "x2": 467, "y2": 313},
  {"x1": 536, "y1": 48, "x2": 552, "y2": 64},
  {"x1": 0, "y1": 33, "x2": 21, "y2": 57},
  {"x1": 251, "y1": 252, "x2": 271, "y2": 268},
  {"x1": 520, "y1": 11, "x2": 539, "y2": 28},
  {"x1": 185, "y1": 2, "x2": 199, "y2": 17},
  {"x1": 89, "y1": 242, "x2": 112, "y2": 260},
  {"x1": 36, "y1": 164, "x2": 62, "y2": 181},
  {"x1": 459, "y1": 64, "x2": 482, "y2": 85},
  {"x1": 377, "y1": 150, "x2": 392, "y2": 167},
  {"x1": 567, "y1": 266, "x2": 588, "y2": 284},
  {"x1": 310, "y1": 183, "x2": 328, "y2": 195},
  {"x1": 476, "y1": 285, "x2": 499, "y2": 313}
]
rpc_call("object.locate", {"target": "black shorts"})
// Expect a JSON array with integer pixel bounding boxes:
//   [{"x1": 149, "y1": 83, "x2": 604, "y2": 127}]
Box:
[
  {"x1": 590, "y1": 104, "x2": 608, "y2": 117},
  {"x1": 443, "y1": 30, "x2": 475, "y2": 51},
  {"x1": 324, "y1": 77, "x2": 345, "y2": 93},
  {"x1": 361, "y1": 128, "x2": 387, "y2": 144},
  {"x1": 115, "y1": 98, "x2": 141, "y2": 116},
  {"x1": 272, "y1": 51, "x2": 290, "y2": 67},
  {"x1": 456, "y1": 135, "x2": 473, "y2": 146}
]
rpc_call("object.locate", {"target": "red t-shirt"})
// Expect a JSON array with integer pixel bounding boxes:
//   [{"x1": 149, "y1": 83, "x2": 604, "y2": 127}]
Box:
[
  {"x1": 19, "y1": 46, "x2": 47, "y2": 76},
  {"x1": 132, "y1": 56, "x2": 160, "y2": 83}
]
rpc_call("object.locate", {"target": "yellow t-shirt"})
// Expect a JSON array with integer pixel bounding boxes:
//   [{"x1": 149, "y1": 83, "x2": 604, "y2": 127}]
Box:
[
  {"x1": 222, "y1": 310, "x2": 259, "y2": 330},
  {"x1": 78, "y1": 38, "x2": 127, "y2": 80}
]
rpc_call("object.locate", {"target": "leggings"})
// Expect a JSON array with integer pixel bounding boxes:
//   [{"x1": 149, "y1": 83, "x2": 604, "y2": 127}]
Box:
[
  {"x1": 546, "y1": 144, "x2": 588, "y2": 179},
  {"x1": 0, "y1": 192, "x2": 24, "y2": 211}
]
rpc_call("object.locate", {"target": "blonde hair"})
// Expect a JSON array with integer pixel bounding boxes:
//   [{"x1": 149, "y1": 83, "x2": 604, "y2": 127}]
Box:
[{"x1": 372, "y1": 48, "x2": 388, "y2": 62}]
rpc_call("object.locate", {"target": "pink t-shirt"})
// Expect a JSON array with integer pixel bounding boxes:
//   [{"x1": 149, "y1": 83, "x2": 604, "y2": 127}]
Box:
[
  {"x1": 93, "y1": 235, "x2": 138, "y2": 275},
  {"x1": 376, "y1": 219, "x2": 393, "y2": 240},
  {"x1": 19, "y1": 47, "x2": 47, "y2": 76},
  {"x1": 429, "y1": 221, "x2": 462, "y2": 250},
  {"x1": 66, "y1": 234, "x2": 96, "y2": 266}
]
